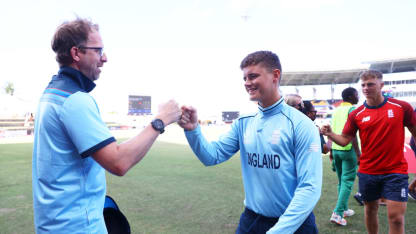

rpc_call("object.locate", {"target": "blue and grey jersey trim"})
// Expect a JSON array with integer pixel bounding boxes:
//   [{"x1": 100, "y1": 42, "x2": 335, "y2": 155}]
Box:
[{"x1": 44, "y1": 88, "x2": 72, "y2": 98}]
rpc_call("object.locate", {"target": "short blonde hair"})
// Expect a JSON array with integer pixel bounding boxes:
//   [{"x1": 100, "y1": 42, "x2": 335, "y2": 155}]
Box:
[{"x1": 360, "y1": 70, "x2": 382, "y2": 81}]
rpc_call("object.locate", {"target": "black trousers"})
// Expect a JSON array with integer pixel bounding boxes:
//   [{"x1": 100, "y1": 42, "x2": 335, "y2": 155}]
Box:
[{"x1": 236, "y1": 207, "x2": 318, "y2": 234}]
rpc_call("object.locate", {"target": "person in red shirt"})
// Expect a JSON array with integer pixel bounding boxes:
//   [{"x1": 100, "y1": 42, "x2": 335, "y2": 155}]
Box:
[
  {"x1": 409, "y1": 109, "x2": 416, "y2": 200},
  {"x1": 322, "y1": 70, "x2": 416, "y2": 234}
]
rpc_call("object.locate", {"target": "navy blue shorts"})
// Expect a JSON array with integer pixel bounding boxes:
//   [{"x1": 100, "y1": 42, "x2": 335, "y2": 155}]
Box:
[
  {"x1": 357, "y1": 172, "x2": 409, "y2": 202},
  {"x1": 235, "y1": 207, "x2": 318, "y2": 234}
]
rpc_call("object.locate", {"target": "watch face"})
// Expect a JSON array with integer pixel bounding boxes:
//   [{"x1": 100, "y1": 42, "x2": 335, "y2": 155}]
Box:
[
  {"x1": 154, "y1": 119, "x2": 163, "y2": 129},
  {"x1": 152, "y1": 119, "x2": 165, "y2": 133}
]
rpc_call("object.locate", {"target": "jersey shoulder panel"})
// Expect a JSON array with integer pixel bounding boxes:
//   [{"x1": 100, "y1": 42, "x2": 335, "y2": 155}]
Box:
[
  {"x1": 349, "y1": 104, "x2": 365, "y2": 117},
  {"x1": 387, "y1": 98, "x2": 412, "y2": 108}
]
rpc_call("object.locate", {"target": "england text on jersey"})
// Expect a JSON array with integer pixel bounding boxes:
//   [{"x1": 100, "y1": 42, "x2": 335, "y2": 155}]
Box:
[{"x1": 247, "y1": 152, "x2": 280, "y2": 169}]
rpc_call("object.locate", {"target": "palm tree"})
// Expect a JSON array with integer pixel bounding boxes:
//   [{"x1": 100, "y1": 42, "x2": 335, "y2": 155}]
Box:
[{"x1": 4, "y1": 82, "x2": 14, "y2": 96}]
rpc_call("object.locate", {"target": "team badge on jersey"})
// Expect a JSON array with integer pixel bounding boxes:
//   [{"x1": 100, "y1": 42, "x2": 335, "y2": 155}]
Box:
[
  {"x1": 269, "y1": 129, "x2": 281, "y2": 145},
  {"x1": 388, "y1": 109, "x2": 394, "y2": 118}
]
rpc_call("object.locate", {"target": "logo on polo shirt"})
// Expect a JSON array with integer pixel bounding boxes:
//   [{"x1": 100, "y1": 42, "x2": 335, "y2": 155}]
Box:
[
  {"x1": 388, "y1": 109, "x2": 394, "y2": 118},
  {"x1": 362, "y1": 116, "x2": 370, "y2": 123}
]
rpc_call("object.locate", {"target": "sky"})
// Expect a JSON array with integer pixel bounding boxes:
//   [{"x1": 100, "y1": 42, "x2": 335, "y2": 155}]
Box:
[{"x1": 1, "y1": 0, "x2": 416, "y2": 118}]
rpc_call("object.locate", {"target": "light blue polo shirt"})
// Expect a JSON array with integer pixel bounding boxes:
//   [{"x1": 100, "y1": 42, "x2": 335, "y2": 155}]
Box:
[{"x1": 32, "y1": 67, "x2": 116, "y2": 233}]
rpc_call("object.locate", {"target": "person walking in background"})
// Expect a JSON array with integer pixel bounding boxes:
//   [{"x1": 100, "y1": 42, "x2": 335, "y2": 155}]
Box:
[
  {"x1": 321, "y1": 70, "x2": 416, "y2": 234},
  {"x1": 328, "y1": 87, "x2": 361, "y2": 226},
  {"x1": 302, "y1": 100, "x2": 330, "y2": 154},
  {"x1": 179, "y1": 51, "x2": 322, "y2": 233},
  {"x1": 32, "y1": 18, "x2": 181, "y2": 233}
]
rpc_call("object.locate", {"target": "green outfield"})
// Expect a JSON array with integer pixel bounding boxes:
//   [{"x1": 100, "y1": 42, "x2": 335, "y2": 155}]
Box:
[{"x1": 1, "y1": 140, "x2": 415, "y2": 234}]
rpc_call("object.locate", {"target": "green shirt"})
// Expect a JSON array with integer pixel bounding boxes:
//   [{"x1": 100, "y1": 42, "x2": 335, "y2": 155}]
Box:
[{"x1": 331, "y1": 102, "x2": 355, "y2": 151}]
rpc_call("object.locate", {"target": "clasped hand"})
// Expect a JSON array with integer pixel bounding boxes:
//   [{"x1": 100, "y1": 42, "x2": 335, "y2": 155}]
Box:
[{"x1": 178, "y1": 106, "x2": 198, "y2": 131}]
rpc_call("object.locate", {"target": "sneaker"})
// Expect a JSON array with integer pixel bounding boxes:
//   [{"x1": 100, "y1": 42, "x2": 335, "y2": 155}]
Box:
[
  {"x1": 330, "y1": 212, "x2": 347, "y2": 226},
  {"x1": 343, "y1": 209, "x2": 355, "y2": 217},
  {"x1": 409, "y1": 190, "x2": 416, "y2": 200},
  {"x1": 354, "y1": 193, "x2": 364, "y2": 206}
]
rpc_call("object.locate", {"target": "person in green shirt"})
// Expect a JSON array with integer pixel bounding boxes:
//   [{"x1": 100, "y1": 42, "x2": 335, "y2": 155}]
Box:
[{"x1": 329, "y1": 87, "x2": 361, "y2": 226}]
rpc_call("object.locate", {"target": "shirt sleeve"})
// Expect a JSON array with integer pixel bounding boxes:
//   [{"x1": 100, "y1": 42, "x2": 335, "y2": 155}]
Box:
[
  {"x1": 403, "y1": 103, "x2": 416, "y2": 128},
  {"x1": 320, "y1": 133, "x2": 326, "y2": 152},
  {"x1": 60, "y1": 92, "x2": 115, "y2": 158},
  {"x1": 410, "y1": 136, "x2": 416, "y2": 155},
  {"x1": 409, "y1": 108, "x2": 416, "y2": 155},
  {"x1": 184, "y1": 122, "x2": 240, "y2": 166},
  {"x1": 342, "y1": 111, "x2": 358, "y2": 137},
  {"x1": 267, "y1": 119, "x2": 323, "y2": 233}
]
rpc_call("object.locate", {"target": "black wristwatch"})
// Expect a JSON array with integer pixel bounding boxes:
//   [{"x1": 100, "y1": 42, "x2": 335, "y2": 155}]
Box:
[{"x1": 151, "y1": 119, "x2": 165, "y2": 134}]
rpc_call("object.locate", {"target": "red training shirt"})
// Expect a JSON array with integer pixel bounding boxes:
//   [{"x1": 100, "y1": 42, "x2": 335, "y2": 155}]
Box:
[{"x1": 343, "y1": 97, "x2": 416, "y2": 174}]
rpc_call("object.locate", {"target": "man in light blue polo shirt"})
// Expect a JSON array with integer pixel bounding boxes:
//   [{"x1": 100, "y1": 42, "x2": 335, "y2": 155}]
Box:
[
  {"x1": 179, "y1": 51, "x2": 322, "y2": 233},
  {"x1": 32, "y1": 18, "x2": 182, "y2": 233}
]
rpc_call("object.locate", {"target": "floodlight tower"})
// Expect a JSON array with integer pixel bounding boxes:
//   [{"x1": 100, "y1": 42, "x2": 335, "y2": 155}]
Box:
[
  {"x1": 238, "y1": 0, "x2": 253, "y2": 23},
  {"x1": 241, "y1": 13, "x2": 250, "y2": 22}
]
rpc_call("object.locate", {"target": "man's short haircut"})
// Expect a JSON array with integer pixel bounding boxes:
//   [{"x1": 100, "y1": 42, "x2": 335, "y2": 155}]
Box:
[
  {"x1": 51, "y1": 18, "x2": 99, "y2": 67},
  {"x1": 285, "y1": 94, "x2": 301, "y2": 105},
  {"x1": 240, "y1": 51, "x2": 282, "y2": 73},
  {"x1": 342, "y1": 87, "x2": 358, "y2": 102},
  {"x1": 285, "y1": 94, "x2": 303, "y2": 110},
  {"x1": 360, "y1": 70, "x2": 383, "y2": 81}
]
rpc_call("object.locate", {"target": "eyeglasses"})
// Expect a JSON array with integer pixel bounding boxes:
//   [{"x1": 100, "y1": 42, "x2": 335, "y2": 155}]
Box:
[{"x1": 78, "y1": 46, "x2": 104, "y2": 57}]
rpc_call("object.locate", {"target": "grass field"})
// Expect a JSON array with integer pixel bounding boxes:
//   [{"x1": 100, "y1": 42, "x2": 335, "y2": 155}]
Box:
[{"x1": 1, "y1": 139, "x2": 416, "y2": 234}]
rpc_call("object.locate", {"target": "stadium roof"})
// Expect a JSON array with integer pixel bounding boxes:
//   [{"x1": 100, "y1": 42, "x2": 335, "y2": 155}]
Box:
[
  {"x1": 365, "y1": 57, "x2": 416, "y2": 74},
  {"x1": 280, "y1": 69, "x2": 366, "y2": 86},
  {"x1": 280, "y1": 57, "x2": 416, "y2": 86}
]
